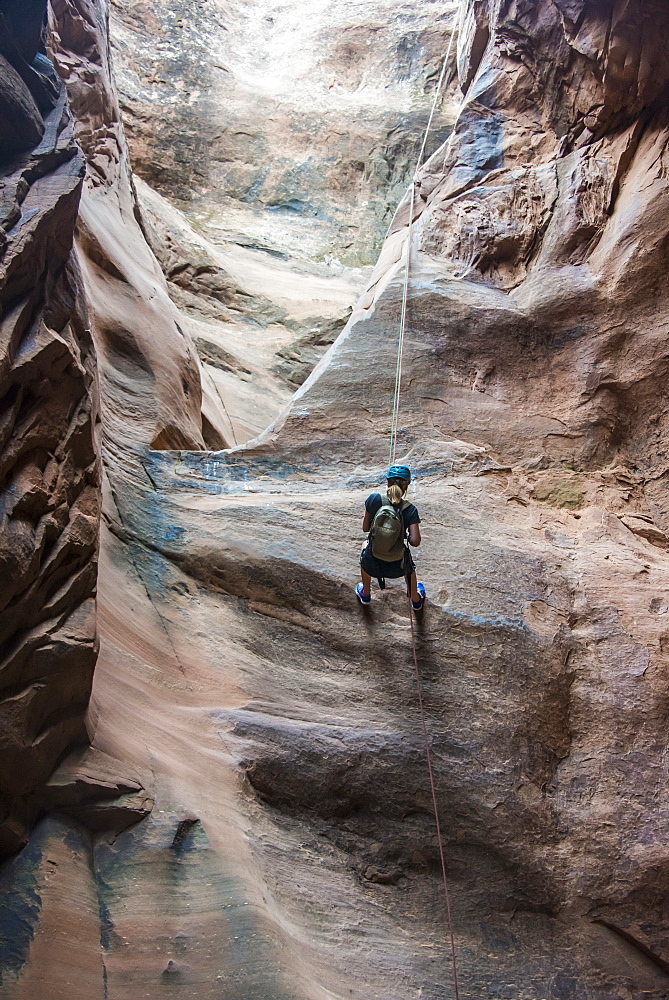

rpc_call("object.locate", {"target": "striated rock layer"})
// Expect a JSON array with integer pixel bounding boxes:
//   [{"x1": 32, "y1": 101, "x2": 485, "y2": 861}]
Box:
[
  {"x1": 0, "y1": 0, "x2": 99, "y2": 858},
  {"x1": 264, "y1": 0, "x2": 669, "y2": 487},
  {"x1": 110, "y1": 0, "x2": 459, "y2": 265},
  {"x1": 108, "y1": 0, "x2": 461, "y2": 446},
  {"x1": 2, "y1": 1, "x2": 669, "y2": 999},
  {"x1": 49, "y1": 0, "x2": 207, "y2": 455}
]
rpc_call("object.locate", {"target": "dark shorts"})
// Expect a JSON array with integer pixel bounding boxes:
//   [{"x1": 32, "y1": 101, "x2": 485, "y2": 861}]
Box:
[{"x1": 360, "y1": 544, "x2": 415, "y2": 580}]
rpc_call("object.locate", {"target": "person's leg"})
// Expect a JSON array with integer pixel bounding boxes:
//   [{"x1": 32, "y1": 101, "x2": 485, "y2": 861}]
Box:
[
  {"x1": 360, "y1": 567, "x2": 372, "y2": 598},
  {"x1": 408, "y1": 570, "x2": 420, "y2": 603}
]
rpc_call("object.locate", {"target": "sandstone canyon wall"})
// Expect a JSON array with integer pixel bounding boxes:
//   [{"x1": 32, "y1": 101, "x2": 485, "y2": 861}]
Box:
[
  {"x1": 2, "y1": 2, "x2": 669, "y2": 1000},
  {"x1": 107, "y1": 0, "x2": 460, "y2": 445},
  {"x1": 0, "y1": 0, "x2": 98, "y2": 859},
  {"x1": 49, "y1": 0, "x2": 207, "y2": 455}
]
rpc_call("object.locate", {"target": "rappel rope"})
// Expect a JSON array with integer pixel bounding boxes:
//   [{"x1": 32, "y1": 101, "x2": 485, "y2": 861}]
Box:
[
  {"x1": 408, "y1": 604, "x2": 460, "y2": 1000},
  {"x1": 388, "y1": 21, "x2": 456, "y2": 467},
  {"x1": 388, "y1": 22, "x2": 461, "y2": 1000},
  {"x1": 388, "y1": 178, "x2": 415, "y2": 468}
]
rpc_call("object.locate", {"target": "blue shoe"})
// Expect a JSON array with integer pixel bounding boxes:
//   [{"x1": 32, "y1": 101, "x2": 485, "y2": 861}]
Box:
[
  {"x1": 412, "y1": 583, "x2": 425, "y2": 611},
  {"x1": 356, "y1": 583, "x2": 371, "y2": 605}
]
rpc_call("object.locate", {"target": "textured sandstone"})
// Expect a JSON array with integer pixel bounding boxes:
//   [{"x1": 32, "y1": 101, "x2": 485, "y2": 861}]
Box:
[
  {"x1": 135, "y1": 173, "x2": 362, "y2": 446},
  {"x1": 0, "y1": 0, "x2": 99, "y2": 858},
  {"x1": 110, "y1": 0, "x2": 459, "y2": 266},
  {"x1": 106, "y1": 0, "x2": 461, "y2": 444},
  {"x1": 49, "y1": 0, "x2": 206, "y2": 453},
  {"x1": 263, "y1": 0, "x2": 669, "y2": 485}
]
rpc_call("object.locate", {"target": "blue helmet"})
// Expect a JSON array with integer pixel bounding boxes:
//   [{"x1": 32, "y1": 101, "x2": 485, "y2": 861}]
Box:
[{"x1": 387, "y1": 465, "x2": 411, "y2": 485}]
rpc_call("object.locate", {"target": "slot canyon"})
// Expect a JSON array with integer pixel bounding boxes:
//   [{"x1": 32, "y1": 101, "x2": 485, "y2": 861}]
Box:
[{"x1": 1, "y1": 1, "x2": 669, "y2": 997}]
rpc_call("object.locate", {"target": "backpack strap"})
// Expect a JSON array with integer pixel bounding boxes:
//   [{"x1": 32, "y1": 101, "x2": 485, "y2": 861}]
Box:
[
  {"x1": 391, "y1": 496, "x2": 411, "y2": 538},
  {"x1": 383, "y1": 494, "x2": 410, "y2": 514}
]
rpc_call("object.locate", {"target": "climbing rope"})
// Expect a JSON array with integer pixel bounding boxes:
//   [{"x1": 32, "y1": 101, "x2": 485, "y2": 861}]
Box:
[
  {"x1": 390, "y1": 21, "x2": 461, "y2": 1000},
  {"x1": 408, "y1": 602, "x2": 460, "y2": 1000},
  {"x1": 388, "y1": 22, "x2": 457, "y2": 466},
  {"x1": 388, "y1": 179, "x2": 415, "y2": 468}
]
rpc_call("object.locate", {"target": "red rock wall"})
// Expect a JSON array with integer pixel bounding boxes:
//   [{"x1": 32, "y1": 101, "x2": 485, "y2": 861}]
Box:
[
  {"x1": 1, "y1": 0, "x2": 210, "y2": 864},
  {"x1": 266, "y1": 0, "x2": 669, "y2": 505},
  {"x1": 49, "y1": 0, "x2": 206, "y2": 456},
  {"x1": 0, "y1": 0, "x2": 99, "y2": 856}
]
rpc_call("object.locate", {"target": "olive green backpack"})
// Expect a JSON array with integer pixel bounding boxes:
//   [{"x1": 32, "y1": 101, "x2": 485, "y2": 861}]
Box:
[{"x1": 369, "y1": 495, "x2": 409, "y2": 562}]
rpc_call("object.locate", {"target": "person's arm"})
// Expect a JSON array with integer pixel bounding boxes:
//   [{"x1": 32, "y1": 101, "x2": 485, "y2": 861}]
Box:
[
  {"x1": 362, "y1": 511, "x2": 371, "y2": 532},
  {"x1": 408, "y1": 523, "x2": 421, "y2": 547}
]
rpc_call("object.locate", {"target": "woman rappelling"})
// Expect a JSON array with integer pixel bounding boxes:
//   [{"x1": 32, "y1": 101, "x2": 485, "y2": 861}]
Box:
[{"x1": 356, "y1": 464, "x2": 425, "y2": 611}]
